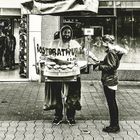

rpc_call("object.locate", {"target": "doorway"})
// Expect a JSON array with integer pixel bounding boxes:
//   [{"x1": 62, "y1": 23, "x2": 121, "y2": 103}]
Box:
[{"x1": 0, "y1": 17, "x2": 24, "y2": 81}]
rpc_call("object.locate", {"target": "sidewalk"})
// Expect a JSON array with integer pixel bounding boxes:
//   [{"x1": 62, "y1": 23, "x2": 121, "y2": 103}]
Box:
[{"x1": 0, "y1": 81, "x2": 140, "y2": 140}]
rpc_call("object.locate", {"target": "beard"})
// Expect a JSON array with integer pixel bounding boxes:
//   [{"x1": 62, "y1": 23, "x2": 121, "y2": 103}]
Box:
[{"x1": 62, "y1": 36, "x2": 71, "y2": 42}]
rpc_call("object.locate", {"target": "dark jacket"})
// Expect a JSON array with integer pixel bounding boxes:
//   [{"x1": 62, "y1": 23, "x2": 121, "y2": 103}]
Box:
[
  {"x1": 99, "y1": 50, "x2": 123, "y2": 86},
  {"x1": 0, "y1": 36, "x2": 6, "y2": 50}
]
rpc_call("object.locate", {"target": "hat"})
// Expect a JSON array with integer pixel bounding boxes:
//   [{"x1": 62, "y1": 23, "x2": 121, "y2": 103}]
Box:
[{"x1": 60, "y1": 25, "x2": 73, "y2": 42}]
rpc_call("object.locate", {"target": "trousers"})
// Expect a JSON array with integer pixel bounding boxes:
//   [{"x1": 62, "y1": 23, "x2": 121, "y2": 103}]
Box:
[
  {"x1": 103, "y1": 85, "x2": 119, "y2": 126},
  {"x1": 44, "y1": 77, "x2": 81, "y2": 119}
]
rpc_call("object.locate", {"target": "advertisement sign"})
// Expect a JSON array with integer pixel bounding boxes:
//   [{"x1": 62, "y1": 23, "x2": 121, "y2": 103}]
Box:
[
  {"x1": 84, "y1": 28, "x2": 94, "y2": 36},
  {"x1": 21, "y1": 0, "x2": 99, "y2": 15}
]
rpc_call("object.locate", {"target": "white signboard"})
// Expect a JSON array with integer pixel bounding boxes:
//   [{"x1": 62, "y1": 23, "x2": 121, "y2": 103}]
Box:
[{"x1": 84, "y1": 28, "x2": 94, "y2": 35}]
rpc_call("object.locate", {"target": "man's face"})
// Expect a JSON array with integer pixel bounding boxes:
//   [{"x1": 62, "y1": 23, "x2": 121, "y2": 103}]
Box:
[
  {"x1": 62, "y1": 28, "x2": 72, "y2": 42},
  {"x1": 102, "y1": 41, "x2": 109, "y2": 52}
]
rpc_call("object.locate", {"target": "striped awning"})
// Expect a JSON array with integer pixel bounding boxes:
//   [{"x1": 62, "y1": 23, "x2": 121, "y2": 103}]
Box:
[{"x1": 21, "y1": 0, "x2": 99, "y2": 15}]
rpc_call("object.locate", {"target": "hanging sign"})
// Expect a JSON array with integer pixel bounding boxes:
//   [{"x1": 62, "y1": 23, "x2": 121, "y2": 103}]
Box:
[
  {"x1": 84, "y1": 28, "x2": 94, "y2": 35},
  {"x1": 21, "y1": 0, "x2": 99, "y2": 15}
]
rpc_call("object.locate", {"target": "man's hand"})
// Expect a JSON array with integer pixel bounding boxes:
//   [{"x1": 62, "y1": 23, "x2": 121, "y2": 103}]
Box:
[{"x1": 93, "y1": 61, "x2": 100, "y2": 70}]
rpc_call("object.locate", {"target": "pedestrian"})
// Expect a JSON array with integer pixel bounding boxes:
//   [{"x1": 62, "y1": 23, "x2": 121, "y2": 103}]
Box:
[
  {"x1": 93, "y1": 34, "x2": 128, "y2": 133},
  {"x1": 43, "y1": 25, "x2": 98, "y2": 125},
  {"x1": 0, "y1": 29, "x2": 6, "y2": 70},
  {"x1": 121, "y1": 35, "x2": 129, "y2": 51},
  {"x1": 4, "y1": 31, "x2": 16, "y2": 70},
  {"x1": 4, "y1": 31, "x2": 10, "y2": 69},
  {"x1": 9, "y1": 32, "x2": 16, "y2": 69}
]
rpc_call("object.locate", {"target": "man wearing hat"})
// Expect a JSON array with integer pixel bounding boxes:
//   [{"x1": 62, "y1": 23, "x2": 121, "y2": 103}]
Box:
[{"x1": 44, "y1": 25, "x2": 98, "y2": 126}]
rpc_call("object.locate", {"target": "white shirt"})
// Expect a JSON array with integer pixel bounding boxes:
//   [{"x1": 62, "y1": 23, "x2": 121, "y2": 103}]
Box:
[{"x1": 108, "y1": 85, "x2": 117, "y2": 90}]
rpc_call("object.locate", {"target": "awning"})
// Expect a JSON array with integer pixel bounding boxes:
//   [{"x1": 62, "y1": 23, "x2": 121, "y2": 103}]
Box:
[{"x1": 21, "y1": 0, "x2": 99, "y2": 16}]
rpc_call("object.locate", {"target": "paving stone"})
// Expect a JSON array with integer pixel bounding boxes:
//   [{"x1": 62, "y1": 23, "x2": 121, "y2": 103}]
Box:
[
  {"x1": 25, "y1": 128, "x2": 35, "y2": 132},
  {"x1": 85, "y1": 120, "x2": 95, "y2": 126},
  {"x1": 135, "y1": 121, "x2": 140, "y2": 126},
  {"x1": 52, "y1": 126, "x2": 62, "y2": 134},
  {"x1": 61, "y1": 123, "x2": 70, "y2": 128},
  {"x1": 7, "y1": 128, "x2": 16, "y2": 133},
  {"x1": 43, "y1": 122, "x2": 53, "y2": 128},
  {"x1": 78, "y1": 122, "x2": 88, "y2": 129},
  {"x1": 0, "y1": 127, "x2": 8, "y2": 131},
  {"x1": 108, "y1": 133, "x2": 123, "y2": 139},
  {"x1": 71, "y1": 128, "x2": 81, "y2": 136},
  {"x1": 43, "y1": 134, "x2": 54, "y2": 140},
  {"x1": 53, "y1": 133, "x2": 63, "y2": 140},
  {"x1": 127, "y1": 130, "x2": 140, "y2": 139},
  {"x1": 81, "y1": 134, "x2": 93, "y2": 140},
  {"x1": 16, "y1": 127, "x2": 26, "y2": 132},
  {"x1": 63, "y1": 134, "x2": 74, "y2": 140},
  {"x1": 4, "y1": 134, "x2": 15, "y2": 140},
  {"x1": 0, "y1": 81, "x2": 140, "y2": 139},
  {"x1": 1, "y1": 122, "x2": 10, "y2": 127},
  {"x1": 14, "y1": 138, "x2": 24, "y2": 140},
  {"x1": 112, "y1": 138, "x2": 123, "y2": 140},
  {"x1": 123, "y1": 136, "x2": 133, "y2": 140},
  {"x1": 62, "y1": 128, "x2": 72, "y2": 134},
  {"x1": 136, "y1": 128, "x2": 140, "y2": 136},
  {"x1": 9, "y1": 121, "x2": 19, "y2": 127},
  {"x1": 24, "y1": 134, "x2": 34, "y2": 139},
  {"x1": 88, "y1": 127, "x2": 100, "y2": 135},
  {"x1": 43, "y1": 128, "x2": 53, "y2": 134},
  {"x1": 24, "y1": 130, "x2": 35, "y2": 135},
  {"x1": 34, "y1": 135, "x2": 44, "y2": 140},
  {"x1": 26, "y1": 125, "x2": 35, "y2": 129},
  {"x1": 0, "y1": 133, "x2": 5, "y2": 140},
  {"x1": 73, "y1": 134, "x2": 83, "y2": 140},
  {"x1": 15, "y1": 130, "x2": 25, "y2": 136},
  {"x1": 100, "y1": 133, "x2": 113, "y2": 140}
]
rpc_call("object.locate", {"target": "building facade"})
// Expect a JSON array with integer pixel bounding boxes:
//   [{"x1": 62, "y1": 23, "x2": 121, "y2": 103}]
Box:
[
  {"x1": 0, "y1": 0, "x2": 140, "y2": 81},
  {"x1": 60, "y1": 0, "x2": 140, "y2": 63},
  {"x1": 0, "y1": 0, "x2": 22, "y2": 81}
]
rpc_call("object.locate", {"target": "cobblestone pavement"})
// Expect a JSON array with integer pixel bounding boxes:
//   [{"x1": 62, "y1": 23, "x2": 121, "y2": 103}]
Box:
[{"x1": 0, "y1": 81, "x2": 140, "y2": 140}]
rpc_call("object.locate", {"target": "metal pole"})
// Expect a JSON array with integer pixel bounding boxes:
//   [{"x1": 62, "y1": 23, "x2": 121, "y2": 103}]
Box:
[{"x1": 61, "y1": 82, "x2": 68, "y2": 123}]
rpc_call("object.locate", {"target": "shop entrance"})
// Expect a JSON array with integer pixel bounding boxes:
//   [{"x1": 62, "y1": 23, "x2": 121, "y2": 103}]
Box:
[
  {"x1": 0, "y1": 17, "x2": 23, "y2": 81},
  {"x1": 91, "y1": 26, "x2": 104, "y2": 37}
]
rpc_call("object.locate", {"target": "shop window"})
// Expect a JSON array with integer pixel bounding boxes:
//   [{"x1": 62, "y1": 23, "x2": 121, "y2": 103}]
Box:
[
  {"x1": 99, "y1": 1, "x2": 113, "y2": 7},
  {"x1": 115, "y1": 1, "x2": 140, "y2": 8},
  {"x1": 98, "y1": 8, "x2": 114, "y2": 15},
  {"x1": 117, "y1": 8, "x2": 140, "y2": 50},
  {"x1": 0, "y1": 17, "x2": 22, "y2": 80},
  {"x1": 90, "y1": 26, "x2": 103, "y2": 37},
  {"x1": 62, "y1": 16, "x2": 115, "y2": 39}
]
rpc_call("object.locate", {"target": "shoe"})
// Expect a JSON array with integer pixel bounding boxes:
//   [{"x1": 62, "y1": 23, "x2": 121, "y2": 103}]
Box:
[
  {"x1": 102, "y1": 125, "x2": 120, "y2": 133},
  {"x1": 52, "y1": 117, "x2": 62, "y2": 125},
  {"x1": 68, "y1": 118, "x2": 76, "y2": 126}
]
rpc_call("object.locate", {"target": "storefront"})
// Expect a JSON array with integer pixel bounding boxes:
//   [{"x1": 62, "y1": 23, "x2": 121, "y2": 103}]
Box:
[
  {"x1": 22, "y1": 0, "x2": 140, "y2": 81},
  {"x1": 21, "y1": 0, "x2": 99, "y2": 81},
  {"x1": 60, "y1": 0, "x2": 140, "y2": 64},
  {"x1": 1, "y1": 0, "x2": 140, "y2": 81},
  {"x1": 0, "y1": 1, "x2": 22, "y2": 81},
  {"x1": 40, "y1": 0, "x2": 140, "y2": 81}
]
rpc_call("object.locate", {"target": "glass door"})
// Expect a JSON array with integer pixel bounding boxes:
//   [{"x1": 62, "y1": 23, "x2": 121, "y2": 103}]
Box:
[{"x1": 0, "y1": 17, "x2": 27, "y2": 81}]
